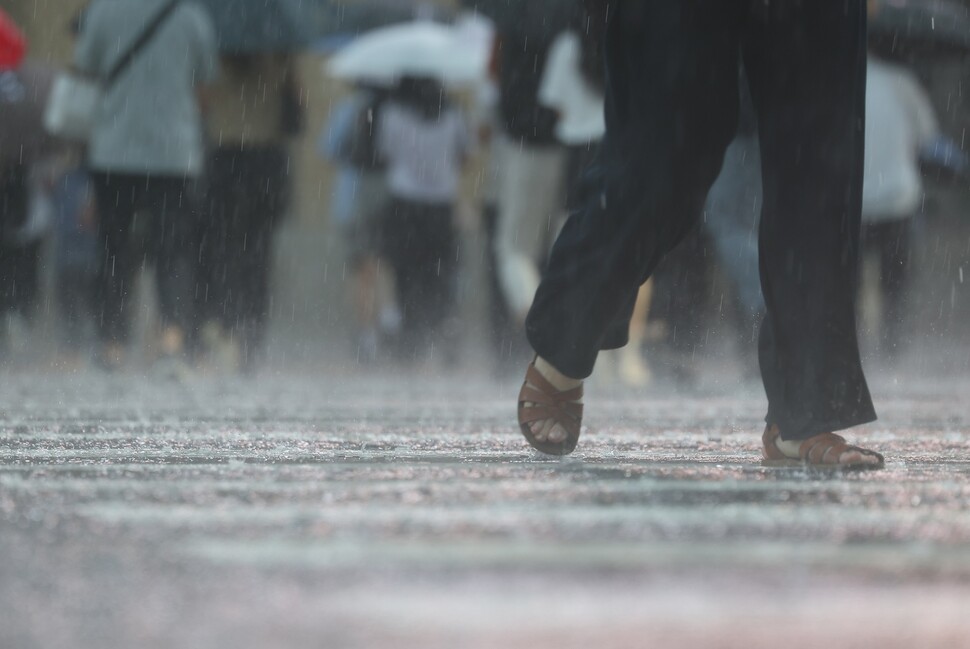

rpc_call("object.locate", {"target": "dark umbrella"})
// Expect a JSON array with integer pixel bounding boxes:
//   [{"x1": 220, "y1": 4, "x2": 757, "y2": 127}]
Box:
[
  {"x1": 195, "y1": 0, "x2": 319, "y2": 53},
  {"x1": 869, "y1": 0, "x2": 970, "y2": 59}
]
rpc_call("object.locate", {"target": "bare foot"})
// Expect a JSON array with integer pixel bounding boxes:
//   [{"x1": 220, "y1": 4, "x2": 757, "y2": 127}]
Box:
[{"x1": 523, "y1": 357, "x2": 583, "y2": 444}]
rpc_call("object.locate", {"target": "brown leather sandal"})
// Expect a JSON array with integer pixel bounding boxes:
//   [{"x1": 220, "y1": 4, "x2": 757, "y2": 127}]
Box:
[
  {"x1": 762, "y1": 425, "x2": 884, "y2": 471},
  {"x1": 517, "y1": 361, "x2": 584, "y2": 456}
]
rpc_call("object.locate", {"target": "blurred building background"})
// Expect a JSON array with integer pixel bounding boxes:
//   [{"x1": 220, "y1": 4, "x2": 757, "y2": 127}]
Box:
[
  {"x1": 5, "y1": 0, "x2": 969, "y2": 374},
  {"x1": 6, "y1": 0, "x2": 484, "y2": 370}
]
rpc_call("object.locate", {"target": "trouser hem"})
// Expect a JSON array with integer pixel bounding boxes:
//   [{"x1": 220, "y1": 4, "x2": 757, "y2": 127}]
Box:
[{"x1": 768, "y1": 409, "x2": 878, "y2": 442}]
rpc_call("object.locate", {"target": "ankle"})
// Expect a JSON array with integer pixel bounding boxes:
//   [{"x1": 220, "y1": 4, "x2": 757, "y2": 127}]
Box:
[
  {"x1": 534, "y1": 356, "x2": 582, "y2": 391},
  {"x1": 774, "y1": 437, "x2": 801, "y2": 458}
]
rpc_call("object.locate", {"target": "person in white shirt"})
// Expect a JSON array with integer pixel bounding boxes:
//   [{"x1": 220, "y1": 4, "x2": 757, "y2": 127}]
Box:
[
  {"x1": 376, "y1": 75, "x2": 470, "y2": 364},
  {"x1": 861, "y1": 54, "x2": 939, "y2": 357}
]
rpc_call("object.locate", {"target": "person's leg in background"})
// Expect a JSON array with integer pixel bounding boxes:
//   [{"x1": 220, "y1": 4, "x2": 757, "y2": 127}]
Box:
[
  {"x1": 383, "y1": 201, "x2": 459, "y2": 366},
  {"x1": 646, "y1": 223, "x2": 715, "y2": 387},
  {"x1": 225, "y1": 148, "x2": 285, "y2": 373},
  {"x1": 864, "y1": 218, "x2": 913, "y2": 358},
  {"x1": 56, "y1": 271, "x2": 93, "y2": 362},
  {"x1": 493, "y1": 139, "x2": 565, "y2": 323},
  {"x1": 148, "y1": 175, "x2": 199, "y2": 363},
  {"x1": 192, "y1": 151, "x2": 229, "y2": 365},
  {"x1": 414, "y1": 203, "x2": 459, "y2": 367},
  {"x1": 380, "y1": 199, "x2": 425, "y2": 363},
  {"x1": 703, "y1": 132, "x2": 764, "y2": 377},
  {"x1": 480, "y1": 134, "x2": 521, "y2": 374},
  {"x1": 91, "y1": 172, "x2": 140, "y2": 370},
  {"x1": 743, "y1": 1, "x2": 877, "y2": 451}
]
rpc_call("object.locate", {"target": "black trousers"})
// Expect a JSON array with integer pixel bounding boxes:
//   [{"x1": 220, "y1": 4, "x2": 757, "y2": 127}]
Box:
[
  {"x1": 91, "y1": 173, "x2": 198, "y2": 344},
  {"x1": 198, "y1": 146, "x2": 287, "y2": 363},
  {"x1": 0, "y1": 241, "x2": 41, "y2": 318},
  {"x1": 380, "y1": 197, "x2": 458, "y2": 358},
  {"x1": 526, "y1": 1, "x2": 876, "y2": 440}
]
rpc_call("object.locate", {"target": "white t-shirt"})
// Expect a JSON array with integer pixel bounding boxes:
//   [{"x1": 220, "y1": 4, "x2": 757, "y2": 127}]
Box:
[
  {"x1": 862, "y1": 57, "x2": 938, "y2": 221},
  {"x1": 377, "y1": 102, "x2": 469, "y2": 203},
  {"x1": 538, "y1": 31, "x2": 605, "y2": 145}
]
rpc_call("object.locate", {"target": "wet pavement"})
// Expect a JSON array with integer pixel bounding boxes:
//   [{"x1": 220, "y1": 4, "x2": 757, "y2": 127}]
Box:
[{"x1": 1, "y1": 367, "x2": 969, "y2": 648}]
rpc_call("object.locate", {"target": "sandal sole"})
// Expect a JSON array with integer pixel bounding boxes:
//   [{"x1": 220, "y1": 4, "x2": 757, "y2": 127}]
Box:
[{"x1": 761, "y1": 458, "x2": 885, "y2": 471}]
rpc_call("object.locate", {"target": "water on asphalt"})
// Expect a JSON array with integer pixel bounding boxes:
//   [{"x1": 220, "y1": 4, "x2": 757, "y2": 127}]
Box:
[{"x1": 1, "y1": 368, "x2": 969, "y2": 648}]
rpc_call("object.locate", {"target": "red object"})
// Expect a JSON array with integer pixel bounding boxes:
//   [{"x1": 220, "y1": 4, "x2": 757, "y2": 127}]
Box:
[{"x1": 0, "y1": 9, "x2": 27, "y2": 71}]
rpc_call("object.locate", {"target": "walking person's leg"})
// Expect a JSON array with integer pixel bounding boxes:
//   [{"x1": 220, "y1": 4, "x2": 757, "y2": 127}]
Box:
[
  {"x1": 149, "y1": 176, "x2": 198, "y2": 358},
  {"x1": 521, "y1": 2, "x2": 748, "y2": 453},
  {"x1": 221, "y1": 148, "x2": 284, "y2": 371},
  {"x1": 876, "y1": 219, "x2": 912, "y2": 357},
  {"x1": 91, "y1": 172, "x2": 139, "y2": 368},
  {"x1": 704, "y1": 133, "x2": 764, "y2": 341},
  {"x1": 743, "y1": 1, "x2": 881, "y2": 467},
  {"x1": 233, "y1": 216, "x2": 275, "y2": 370},
  {"x1": 417, "y1": 204, "x2": 459, "y2": 362},
  {"x1": 381, "y1": 199, "x2": 424, "y2": 362},
  {"x1": 493, "y1": 140, "x2": 566, "y2": 323},
  {"x1": 196, "y1": 149, "x2": 233, "y2": 344}
]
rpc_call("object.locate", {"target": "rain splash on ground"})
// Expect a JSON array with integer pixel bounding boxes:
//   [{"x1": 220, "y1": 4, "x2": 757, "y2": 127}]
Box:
[{"x1": 1, "y1": 364, "x2": 969, "y2": 648}]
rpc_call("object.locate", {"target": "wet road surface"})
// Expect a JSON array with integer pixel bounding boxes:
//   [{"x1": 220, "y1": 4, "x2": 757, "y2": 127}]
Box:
[{"x1": 1, "y1": 369, "x2": 969, "y2": 648}]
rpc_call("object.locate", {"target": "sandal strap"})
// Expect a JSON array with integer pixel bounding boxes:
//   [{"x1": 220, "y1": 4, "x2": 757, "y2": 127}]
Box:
[
  {"x1": 518, "y1": 363, "x2": 584, "y2": 434},
  {"x1": 524, "y1": 365, "x2": 583, "y2": 402},
  {"x1": 799, "y1": 433, "x2": 849, "y2": 465},
  {"x1": 518, "y1": 385, "x2": 584, "y2": 410},
  {"x1": 519, "y1": 400, "x2": 584, "y2": 422},
  {"x1": 519, "y1": 406, "x2": 582, "y2": 431},
  {"x1": 761, "y1": 425, "x2": 786, "y2": 461}
]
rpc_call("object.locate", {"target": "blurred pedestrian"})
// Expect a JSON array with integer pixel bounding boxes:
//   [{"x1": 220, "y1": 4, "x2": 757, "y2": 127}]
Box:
[
  {"x1": 74, "y1": 0, "x2": 217, "y2": 372},
  {"x1": 0, "y1": 54, "x2": 57, "y2": 361},
  {"x1": 518, "y1": 1, "x2": 883, "y2": 471},
  {"x1": 699, "y1": 70, "x2": 764, "y2": 377},
  {"x1": 376, "y1": 75, "x2": 470, "y2": 365},
  {"x1": 49, "y1": 151, "x2": 98, "y2": 364},
  {"x1": 490, "y1": 12, "x2": 566, "y2": 327},
  {"x1": 471, "y1": 77, "x2": 519, "y2": 375},
  {"x1": 860, "y1": 52, "x2": 941, "y2": 359},
  {"x1": 538, "y1": 4, "x2": 652, "y2": 387},
  {"x1": 703, "y1": 54, "x2": 945, "y2": 366},
  {"x1": 198, "y1": 52, "x2": 301, "y2": 373},
  {"x1": 320, "y1": 84, "x2": 398, "y2": 365}
]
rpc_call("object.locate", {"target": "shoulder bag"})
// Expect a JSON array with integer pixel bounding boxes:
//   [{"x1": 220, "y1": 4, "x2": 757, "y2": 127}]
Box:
[{"x1": 43, "y1": 0, "x2": 180, "y2": 142}]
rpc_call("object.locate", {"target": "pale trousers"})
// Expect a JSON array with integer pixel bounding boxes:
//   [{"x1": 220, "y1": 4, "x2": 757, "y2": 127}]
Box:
[{"x1": 493, "y1": 136, "x2": 565, "y2": 317}]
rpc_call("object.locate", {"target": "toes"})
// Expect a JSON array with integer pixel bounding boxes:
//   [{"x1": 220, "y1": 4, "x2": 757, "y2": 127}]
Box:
[
  {"x1": 546, "y1": 423, "x2": 568, "y2": 444},
  {"x1": 539, "y1": 419, "x2": 557, "y2": 442},
  {"x1": 529, "y1": 420, "x2": 545, "y2": 441},
  {"x1": 528, "y1": 419, "x2": 567, "y2": 444},
  {"x1": 529, "y1": 418, "x2": 553, "y2": 442}
]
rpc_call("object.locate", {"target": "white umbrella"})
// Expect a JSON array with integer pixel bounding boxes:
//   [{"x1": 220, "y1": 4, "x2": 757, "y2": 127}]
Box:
[{"x1": 327, "y1": 20, "x2": 490, "y2": 86}]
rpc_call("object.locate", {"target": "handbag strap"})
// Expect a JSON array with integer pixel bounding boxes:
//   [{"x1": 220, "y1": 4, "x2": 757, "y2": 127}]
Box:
[{"x1": 104, "y1": 0, "x2": 181, "y2": 88}]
